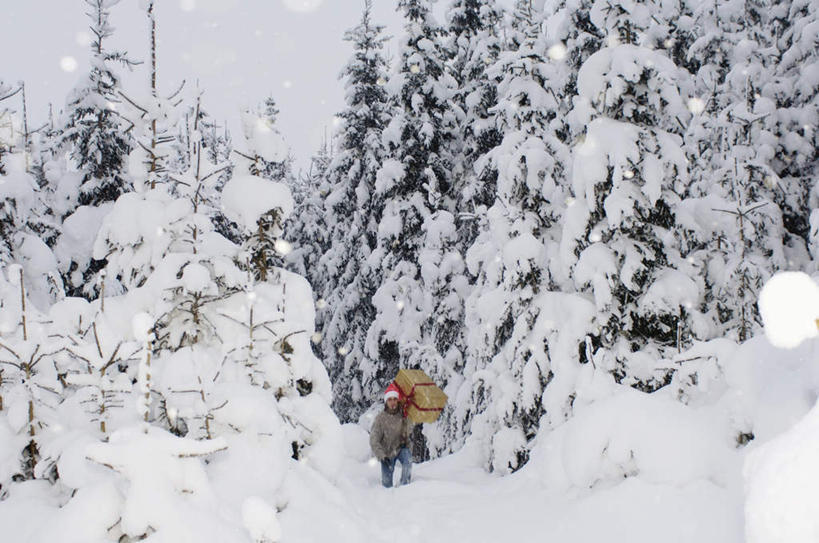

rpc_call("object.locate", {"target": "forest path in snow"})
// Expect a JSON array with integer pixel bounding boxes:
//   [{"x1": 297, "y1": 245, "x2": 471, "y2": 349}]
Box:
[{"x1": 279, "y1": 432, "x2": 743, "y2": 543}]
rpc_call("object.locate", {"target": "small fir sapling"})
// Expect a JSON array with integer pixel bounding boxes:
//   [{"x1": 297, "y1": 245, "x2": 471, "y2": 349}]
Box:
[
  {"x1": 0, "y1": 267, "x2": 61, "y2": 478},
  {"x1": 132, "y1": 312, "x2": 155, "y2": 423},
  {"x1": 115, "y1": 0, "x2": 187, "y2": 190},
  {"x1": 62, "y1": 319, "x2": 138, "y2": 434},
  {"x1": 84, "y1": 425, "x2": 229, "y2": 542},
  {"x1": 151, "y1": 94, "x2": 244, "y2": 353},
  {"x1": 235, "y1": 97, "x2": 292, "y2": 182}
]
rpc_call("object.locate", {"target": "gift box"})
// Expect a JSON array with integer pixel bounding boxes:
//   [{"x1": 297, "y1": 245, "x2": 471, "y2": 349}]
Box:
[{"x1": 394, "y1": 369, "x2": 447, "y2": 424}]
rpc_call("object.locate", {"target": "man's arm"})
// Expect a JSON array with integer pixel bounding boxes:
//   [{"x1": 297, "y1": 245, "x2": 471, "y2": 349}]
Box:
[{"x1": 369, "y1": 416, "x2": 386, "y2": 461}]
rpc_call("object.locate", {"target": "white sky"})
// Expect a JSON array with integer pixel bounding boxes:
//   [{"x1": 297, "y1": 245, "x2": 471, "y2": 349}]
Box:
[{"x1": 1, "y1": 0, "x2": 512, "y2": 172}]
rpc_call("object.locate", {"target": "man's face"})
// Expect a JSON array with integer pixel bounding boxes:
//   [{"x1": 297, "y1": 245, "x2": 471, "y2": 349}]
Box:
[{"x1": 386, "y1": 397, "x2": 399, "y2": 409}]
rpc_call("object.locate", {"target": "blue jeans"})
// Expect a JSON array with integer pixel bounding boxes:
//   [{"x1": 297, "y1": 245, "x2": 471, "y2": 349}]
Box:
[{"x1": 381, "y1": 446, "x2": 412, "y2": 488}]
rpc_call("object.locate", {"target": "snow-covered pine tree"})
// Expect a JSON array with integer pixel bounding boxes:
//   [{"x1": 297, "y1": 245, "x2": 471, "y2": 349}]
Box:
[
  {"x1": 560, "y1": 3, "x2": 697, "y2": 391},
  {"x1": 462, "y1": 3, "x2": 574, "y2": 471},
  {"x1": 0, "y1": 80, "x2": 17, "y2": 174},
  {"x1": 316, "y1": 1, "x2": 391, "y2": 422},
  {"x1": 0, "y1": 88, "x2": 26, "y2": 264},
  {"x1": 117, "y1": 0, "x2": 184, "y2": 191},
  {"x1": 238, "y1": 97, "x2": 292, "y2": 183},
  {"x1": 682, "y1": 0, "x2": 790, "y2": 341},
  {"x1": 283, "y1": 140, "x2": 330, "y2": 285},
  {"x1": 0, "y1": 94, "x2": 63, "y2": 305},
  {"x1": 201, "y1": 110, "x2": 240, "y2": 245},
  {"x1": 0, "y1": 265, "x2": 62, "y2": 480},
  {"x1": 230, "y1": 95, "x2": 294, "y2": 283},
  {"x1": 55, "y1": 0, "x2": 136, "y2": 299},
  {"x1": 151, "y1": 98, "x2": 243, "y2": 357},
  {"x1": 770, "y1": 0, "x2": 818, "y2": 244},
  {"x1": 363, "y1": 0, "x2": 459, "y2": 447},
  {"x1": 59, "y1": 0, "x2": 135, "y2": 210},
  {"x1": 0, "y1": 151, "x2": 63, "y2": 307},
  {"x1": 445, "y1": 0, "x2": 504, "y2": 250}
]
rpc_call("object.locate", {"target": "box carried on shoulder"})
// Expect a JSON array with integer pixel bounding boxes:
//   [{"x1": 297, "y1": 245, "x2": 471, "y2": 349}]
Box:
[{"x1": 394, "y1": 369, "x2": 448, "y2": 424}]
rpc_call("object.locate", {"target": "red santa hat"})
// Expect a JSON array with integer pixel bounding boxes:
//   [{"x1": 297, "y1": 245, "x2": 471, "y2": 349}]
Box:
[{"x1": 384, "y1": 382, "x2": 400, "y2": 401}]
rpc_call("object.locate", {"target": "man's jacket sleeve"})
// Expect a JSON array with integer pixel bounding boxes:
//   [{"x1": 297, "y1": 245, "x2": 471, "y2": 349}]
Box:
[{"x1": 370, "y1": 416, "x2": 385, "y2": 460}]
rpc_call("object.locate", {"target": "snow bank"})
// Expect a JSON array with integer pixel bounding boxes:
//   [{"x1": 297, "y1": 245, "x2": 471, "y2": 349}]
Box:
[
  {"x1": 528, "y1": 387, "x2": 737, "y2": 491},
  {"x1": 745, "y1": 400, "x2": 819, "y2": 543}
]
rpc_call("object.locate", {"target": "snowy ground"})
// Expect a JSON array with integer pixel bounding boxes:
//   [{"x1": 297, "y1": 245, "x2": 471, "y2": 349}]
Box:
[
  {"x1": 1, "y1": 333, "x2": 815, "y2": 542},
  {"x1": 280, "y1": 428, "x2": 743, "y2": 543},
  {"x1": 279, "y1": 331, "x2": 819, "y2": 543}
]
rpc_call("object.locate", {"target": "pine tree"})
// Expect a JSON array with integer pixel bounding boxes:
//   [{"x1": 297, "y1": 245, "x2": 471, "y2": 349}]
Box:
[
  {"x1": 0, "y1": 80, "x2": 18, "y2": 173},
  {"x1": 54, "y1": 0, "x2": 136, "y2": 299},
  {"x1": 316, "y1": 2, "x2": 391, "y2": 422},
  {"x1": 238, "y1": 97, "x2": 293, "y2": 182},
  {"x1": 462, "y1": 5, "x2": 571, "y2": 471},
  {"x1": 151, "y1": 95, "x2": 242, "y2": 353},
  {"x1": 770, "y1": 0, "x2": 818, "y2": 243},
  {"x1": 117, "y1": 0, "x2": 184, "y2": 192},
  {"x1": 363, "y1": 0, "x2": 457, "y2": 438},
  {"x1": 683, "y1": 0, "x2": 791, "y2": 341},
  {"x1": 0, "y1": 91, "x2": 62, "y2": 303},
  {"x1": 284, "y1": 141, "x2": 330, "y2": 284},
  {"x1": 445, "y1": 0, "x2": 504, "y2": 249},
  {"x1": 59, "y1": 0, "x2": 135, "y2": 210},
  {"x1": 560, "y1": 2, "x2": 697, "y2": 390}
]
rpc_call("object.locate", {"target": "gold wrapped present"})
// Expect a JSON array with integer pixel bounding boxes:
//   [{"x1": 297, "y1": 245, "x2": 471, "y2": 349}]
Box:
[{"x1": 394, "y1": 369, "x2": 448, "y2": 424}]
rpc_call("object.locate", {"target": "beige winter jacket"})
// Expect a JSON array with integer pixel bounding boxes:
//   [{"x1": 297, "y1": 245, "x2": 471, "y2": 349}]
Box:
[{"x1": 369, "y1": 406, "x2": 412, "y2": 461}]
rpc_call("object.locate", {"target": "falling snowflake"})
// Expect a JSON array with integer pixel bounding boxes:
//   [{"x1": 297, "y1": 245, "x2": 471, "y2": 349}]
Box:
[
  {"x1": 687, "y1": 97, "x2": 706, "y2": 114},
  {"x1": 547, "y1": 43, "x2": 567, "y2": 61},
  {"x1": 60, "y1": 56, "x2": 78, "y2": 73},
  {"x1": 274, "y1": 239, "x2": 292, "y2": 255}
]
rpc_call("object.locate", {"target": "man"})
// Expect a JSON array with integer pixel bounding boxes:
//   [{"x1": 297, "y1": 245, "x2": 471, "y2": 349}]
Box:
[{"x1": 369, "y1": 382, "x2": 413, "y2": 488}]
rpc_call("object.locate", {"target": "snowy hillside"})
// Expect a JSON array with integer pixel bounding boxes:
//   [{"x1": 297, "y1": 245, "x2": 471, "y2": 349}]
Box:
[{"x1": 1, "y1": 0, "x2": 818, "y2": 541}]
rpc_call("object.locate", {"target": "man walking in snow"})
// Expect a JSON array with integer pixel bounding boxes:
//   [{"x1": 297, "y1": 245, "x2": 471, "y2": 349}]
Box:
[{"x1": 370, "y1": 383, "x2": 413, "y2": 488}]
